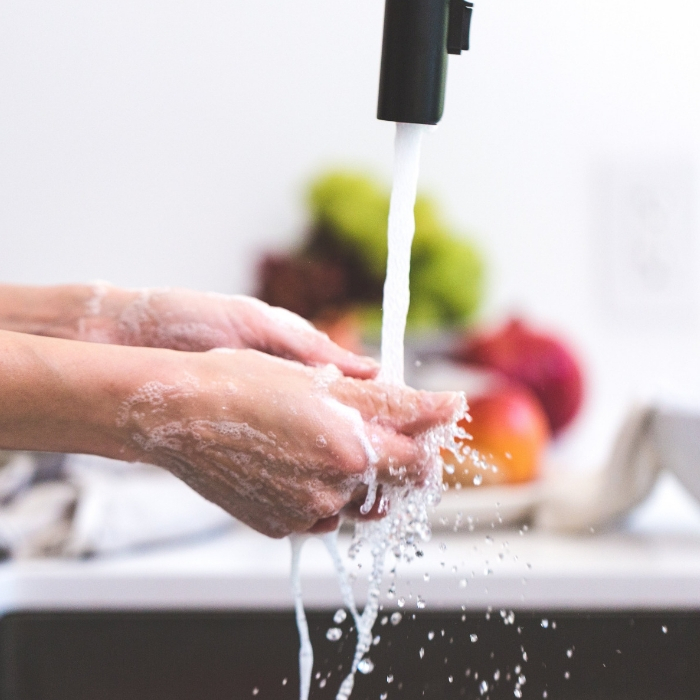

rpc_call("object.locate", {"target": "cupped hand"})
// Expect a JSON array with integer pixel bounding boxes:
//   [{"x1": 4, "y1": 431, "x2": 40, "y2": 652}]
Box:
[
  {"x1": 78, "y1": 286, "x2": 378, "y2": 379},
  {"x1": 116, "y1": 348, "x2": 461, "y2": 538}
]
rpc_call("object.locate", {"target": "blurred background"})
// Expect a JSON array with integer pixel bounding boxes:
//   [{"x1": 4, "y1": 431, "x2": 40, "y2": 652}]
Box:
[{"x1": 1, "y1": 0, "x2": 699, "y2": 475}]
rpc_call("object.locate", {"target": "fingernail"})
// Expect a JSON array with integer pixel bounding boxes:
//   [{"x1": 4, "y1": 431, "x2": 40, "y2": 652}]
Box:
[{"x1": 425, "y1": 391, "x2": 465, "y2": 417}]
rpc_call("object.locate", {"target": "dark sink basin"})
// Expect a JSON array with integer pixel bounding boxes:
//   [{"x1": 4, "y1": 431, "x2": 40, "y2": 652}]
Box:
[{"x1": 1, "y1": 609, "x2": 698, "y2": 699}]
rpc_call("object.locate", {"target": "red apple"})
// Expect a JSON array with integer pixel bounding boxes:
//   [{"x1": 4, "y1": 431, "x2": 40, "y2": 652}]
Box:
[
  {"x1": 443, "y1": 385, "x2": 551, "y2": 487},
  {"x1": 454, "y1": 318, "x2": 584, "y2": 435}
]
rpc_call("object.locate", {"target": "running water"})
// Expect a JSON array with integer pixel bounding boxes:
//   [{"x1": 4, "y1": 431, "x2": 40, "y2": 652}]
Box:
[
  {"x1": 291, "y1": 122, "x2": 464, "y2": 700},
  {"x1": 290, "y1": 535, "x2": 314, "y2": 700},
  {"x1": 378, "y1": 122, "x2": 426, "y2": 386}
]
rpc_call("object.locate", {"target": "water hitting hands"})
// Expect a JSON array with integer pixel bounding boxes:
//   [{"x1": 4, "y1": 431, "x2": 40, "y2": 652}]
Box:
[{"x1": 116, "y1": 348, "x2": 461, "y2": 538}]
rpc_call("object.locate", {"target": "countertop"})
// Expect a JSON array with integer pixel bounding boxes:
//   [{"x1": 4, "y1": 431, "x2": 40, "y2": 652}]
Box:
[{"x1": 2, "y1": 474, "x2": 700, "y2": 614}]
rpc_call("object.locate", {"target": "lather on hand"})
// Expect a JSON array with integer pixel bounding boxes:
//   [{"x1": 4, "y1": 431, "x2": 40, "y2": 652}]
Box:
[{"x1": 0, "y1": 284, "x2": 461, "y2": 537}]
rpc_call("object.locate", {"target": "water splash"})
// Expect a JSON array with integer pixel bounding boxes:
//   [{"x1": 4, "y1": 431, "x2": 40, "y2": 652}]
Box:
[{"x1": 291, "y1": 122, "x2": 465, "y2": 700}]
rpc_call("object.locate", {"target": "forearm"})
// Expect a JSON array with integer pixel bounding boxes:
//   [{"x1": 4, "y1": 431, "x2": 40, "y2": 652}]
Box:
[
  {"x1": 0, "y1": 328, "x2": 156, "y2": 459},
  {"x1": 0, "y1": 284, "x2": 97, "y2": 339},
  {"x1": 0, "y1": 283, "x2": 142, "y2": 344}
]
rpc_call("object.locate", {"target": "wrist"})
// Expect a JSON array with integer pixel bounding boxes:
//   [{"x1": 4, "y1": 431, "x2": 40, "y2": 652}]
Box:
[
  {"x1": 0, "y1": 283, "x2": 110, "y2": 340},
  {"x1": 0, "y1": 329, "x2": 172, "y2": 460}
]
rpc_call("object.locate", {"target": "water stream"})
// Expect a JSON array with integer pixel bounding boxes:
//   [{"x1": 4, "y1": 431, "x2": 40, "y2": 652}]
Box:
[{"x1": 291, "y1": 122, "x2": 454, "y2": 700}]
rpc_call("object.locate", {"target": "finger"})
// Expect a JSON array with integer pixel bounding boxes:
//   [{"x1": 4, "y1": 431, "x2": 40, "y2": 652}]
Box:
[
  {"x1": 282, "y1": 328, "x2": 379, "y2": 380},
  {"x1": 330, "y1": 379, "x2": 464, "y2": 435},
  {"x1": 366, "y1": 425, "x2": 432, "y2": 486},
  {"x1": 245, "y1": 300, "x2": 379, "y2": 379},
  {"x1": 342, "y1": 485, "x2": 389, "y2": 521},
  {"x1": 307, "y1": 515, "x2": 341, "y2": 534}
]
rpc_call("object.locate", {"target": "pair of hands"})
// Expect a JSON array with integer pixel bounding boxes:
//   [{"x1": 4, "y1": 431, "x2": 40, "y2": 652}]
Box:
[{"x1": 30, "y1": 286, "x2": 461, "y2": 537}]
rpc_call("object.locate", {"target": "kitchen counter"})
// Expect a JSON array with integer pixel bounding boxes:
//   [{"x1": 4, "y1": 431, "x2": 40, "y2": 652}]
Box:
[{"x1": 2, "y1": 524, "x2": 700, "y2": 614}]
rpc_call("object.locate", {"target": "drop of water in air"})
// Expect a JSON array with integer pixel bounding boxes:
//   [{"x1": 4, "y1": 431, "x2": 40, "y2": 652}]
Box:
[
  {"x1": 390, "y1": 612, "x2": 402, "y2": 626},
  {"x1": 334, "y1": 609, "x2": 347, "y2": 624},
  {"x1": 357, "y1": 659, "x2": 374, "y2": 675},
  {"x1": 326, "y1": 628, "x2": 343, "y2": 642}
]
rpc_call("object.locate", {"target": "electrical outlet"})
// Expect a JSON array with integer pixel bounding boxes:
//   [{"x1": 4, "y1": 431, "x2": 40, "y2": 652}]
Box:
[{"x1": 594, "y1": 159, "x2": 698, "y2": 327}]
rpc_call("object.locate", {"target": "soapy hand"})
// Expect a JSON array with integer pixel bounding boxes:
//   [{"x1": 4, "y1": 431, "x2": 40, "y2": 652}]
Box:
[
  {"x1": 77, "y1": 285, "x2": 378, "y2": 380},
  {"x1": 116, "y1": 348, "x2": 461, "y2": 538}
]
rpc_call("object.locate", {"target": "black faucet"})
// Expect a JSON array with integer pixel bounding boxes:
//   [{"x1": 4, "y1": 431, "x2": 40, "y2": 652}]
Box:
[{"x1": 377, "y1": 0, "x2": 473, "y2": 125}]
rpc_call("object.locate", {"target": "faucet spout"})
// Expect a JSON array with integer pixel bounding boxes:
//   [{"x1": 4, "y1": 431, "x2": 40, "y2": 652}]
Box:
[{"x1": 377, "y1": 0, "x2": 473, "y2": 126}]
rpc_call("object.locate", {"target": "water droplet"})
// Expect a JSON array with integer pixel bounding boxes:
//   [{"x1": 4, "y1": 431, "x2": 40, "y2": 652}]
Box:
[
  {"x1": 448, "y1": 675, "x2": 454, "y2": 683},
  {"x1": 470, "y1": 634, "x2": 478, "y2": 643},
  {"x1": 552, "y1": 621, "x2": 557, "y2": 629},
  {"x1": 494, "y1": 669, "x2": 501, "y2": 681},
  {"x1": 373, "y1": 635, "x2": 381, "y2": 645},
  {"x1": 566, "y1": 648, "x2": 573, "y2": 658},
  {"x1": 252, "y1": 689, "x2": 259, "y2": 696},
  {"x1": 479, "y1": 680, "x2": 489, "y2": 695},
  {"x1": 484, "y1": 568, "x2": 494, "y2": 576},
  {"x1": 522, "y1": 651, "x2": 528, "y2": 662},
  {"x1": 326, "y1": 627, "x2": 343, "y2": 642},
  {"x1": 485, "y1": 535, "x2": 493, "y2": 545},
  {"x1": 319, "y1": 678, "x2": 327, "y2": 688},
  {"x1": 380, "y1": 694, "x2": 388, "y2": 700},
  {"x1": 518, "y1": 674, "x2": 526, "y2": 684},
  {"x1": 416, "y1": 596, "x2": 426, "y2": 609},
  {"x1": 428, "y1": 631, "x2": 435, "y2": 640},
  {"x1": 514, "y1": 689, "x2": 523, "y2": 698},
  {"x1": 564, "y1": 671, "x2": 570, "y2": 680},
  {"x1": 543, "y1": 692, "x2": 548, "y2": 698},
  {"x1": 387, "y1": 674, "x2": 394, "y2": 683},
  {"x1": 316, "y1": 435, "x2": 327, "y2": 448},
  {"x1": 662, "y1": 625, "x2": 668, "y2": 634},
  {"x1": 473, "y1": 474, "x2": 483, "y2": 486},
  {"x1": 515, "y1": 665, "x2": 521, "y2": 674},
  {"x1": 419, "y1": 647, "x2": 425, "y2": 659},
  {"x1": 315, "y1": 672, "x2": 321, "y2": 680},
  {"x1": 390, "y1": 612, "x2": 402, "y2": 626},
  {"x1": 541, "y1": 619, "x2": 549, "y2": 628},
  {"x1": 423, "y1": 572, "x2": 430, "y2": 581},
  {"x1": 397, "y1": 597, "x2": 406, "y2": 608},
  {"x1": 505, "y1": 452, "x2": 512, "y2": 460},
  {"x1": 357, "y1": 658, "x2": 374, "y2": 675},
  {"x1": 439, "y1": 542, "x2": 447, "y2": 552},
  {"x1": 282, "y1": 678, "x2": 287, "y2": 686}
]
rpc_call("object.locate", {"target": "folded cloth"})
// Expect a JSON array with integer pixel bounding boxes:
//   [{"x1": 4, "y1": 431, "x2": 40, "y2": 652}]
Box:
[
  {"x1": 0, "y1": 453, "x2": 237, "y2": 558},
  {"x1": 64, "y1": 455, "x2": 236, "y2": 557}
]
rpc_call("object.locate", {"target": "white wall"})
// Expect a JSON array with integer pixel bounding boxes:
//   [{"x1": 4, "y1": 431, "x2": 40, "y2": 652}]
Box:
[{"x1": 1, "y1": 0, "x2": 699, "y2": 468}]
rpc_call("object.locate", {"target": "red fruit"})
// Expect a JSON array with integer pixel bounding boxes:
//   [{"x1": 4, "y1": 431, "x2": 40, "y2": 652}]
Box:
[
  {"x1": 443, "y1": 385, "x2": 550, "y2": 487},
  {"x1": 455, "y1": 319, "x2": 584, "y2": 435}
]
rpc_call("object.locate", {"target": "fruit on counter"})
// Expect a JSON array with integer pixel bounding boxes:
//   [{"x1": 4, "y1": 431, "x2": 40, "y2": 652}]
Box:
[
  {"x1": 443, "y1": 385, "x2": 551, "y2": 488},
  {"x1": 454, "y1": 318, "x2": 584, "y2": 435},
  {"x1": 257, "y1": 170, "x2": 484, "y2": 334}
]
